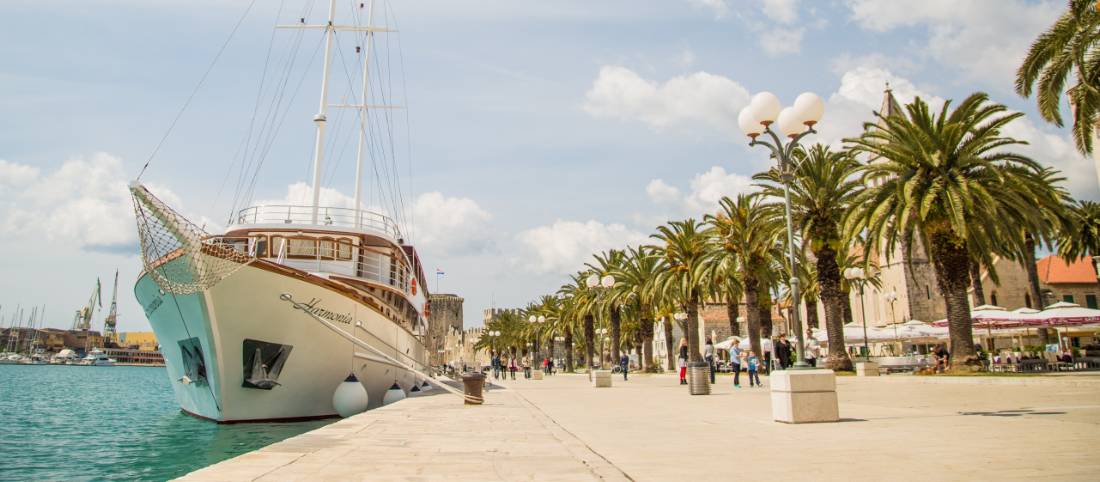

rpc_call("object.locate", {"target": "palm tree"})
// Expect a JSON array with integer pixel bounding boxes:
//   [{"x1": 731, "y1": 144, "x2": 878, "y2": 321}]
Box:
[
  {"x1": 1058, "y1": 199, "x2": 1100, "y2": 260},
  {"x1": 610, "y1": 245, "x2": 662, "y2": 372},
  {"x1": 845, "y1": 92, "x2": 1049, "y2": 369},
  {"x1": 705, "y1": 195, "x2": 784, "y2": 361},
  {"x1": 651, "y1": 219, "x2": 712, "y2": 364},
  {"x1": 754, "y1": 144, "x2": 861, "y2": 371},
  {"x1": 1016, "y1": 0, "x2": 1100, "y2": 154},
  {"x1": 557, "y1": 273, "x2": 595, "y2": 372}
]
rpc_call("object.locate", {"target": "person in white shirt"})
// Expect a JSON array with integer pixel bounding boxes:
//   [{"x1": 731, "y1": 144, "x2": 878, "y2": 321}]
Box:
[{"x1": 728, "y1": 342, "x2": 742, "y2": 388}]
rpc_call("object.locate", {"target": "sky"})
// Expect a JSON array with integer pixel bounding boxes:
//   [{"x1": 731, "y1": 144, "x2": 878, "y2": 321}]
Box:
[{"x1": 1, "y1": 0, "x2": 1097, "y2": 333}]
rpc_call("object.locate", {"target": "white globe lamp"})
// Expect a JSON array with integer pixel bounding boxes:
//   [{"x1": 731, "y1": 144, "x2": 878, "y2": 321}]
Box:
[
  {"x1": 738, "y1": 106, "x2": 763, "y2": 139},
  {"x1": 600, "y1": 275, "x2": 615, "y2": 289},
  {"x1": 749, "y1": 92, "x2": 781, "y2": 125},
  {"x1": 776, "y1": 107, "x2": 803, "y2": 138},
  {"x1": 585, "y1": 274, "x2": 600, "y2": 288},
  {"x1": 792, "y1": 92, "x2": 824, "y2": 126}
]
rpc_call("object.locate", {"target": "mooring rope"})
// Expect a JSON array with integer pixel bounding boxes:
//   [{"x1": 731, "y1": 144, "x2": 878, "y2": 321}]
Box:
[{"x1": 278, "y1": 293, "x2": 480, "y2": 404}]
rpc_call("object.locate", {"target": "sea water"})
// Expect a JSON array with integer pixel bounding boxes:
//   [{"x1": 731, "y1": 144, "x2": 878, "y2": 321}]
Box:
[{"x1": 0, "y1": 364, "x2": 331, "y2": 481}]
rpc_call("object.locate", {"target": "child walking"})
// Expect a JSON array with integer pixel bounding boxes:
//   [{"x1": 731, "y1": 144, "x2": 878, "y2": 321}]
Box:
[{"x1": 747, "y1": 351, "x2": 762, "y2": 388}]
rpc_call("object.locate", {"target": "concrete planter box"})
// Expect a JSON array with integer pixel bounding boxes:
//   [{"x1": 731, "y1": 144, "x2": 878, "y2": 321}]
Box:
[
  {"x1": 856, "y1": 361, "x2": 880, "y2": 377},
  {"x1": 592, "y1": 369, "x2": 613, "y2": 388},
  {"x1": 770, "y1": 369, "x2": 839, "y2": 423}
]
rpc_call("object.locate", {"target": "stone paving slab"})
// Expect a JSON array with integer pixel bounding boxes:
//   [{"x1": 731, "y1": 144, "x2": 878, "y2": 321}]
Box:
[
  {"x1": 181, "y1": 372, "x2": 1100, "y2": 481},
  {"x1": 177, "y1": 380, "x2": 630, "y2": 482}
]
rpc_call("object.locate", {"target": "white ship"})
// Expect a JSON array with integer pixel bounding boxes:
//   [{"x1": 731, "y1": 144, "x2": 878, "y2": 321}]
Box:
[
  {"x1": 79, "y1": 348, "x2": 117, "y2": 366},
  {"x1": 131, "y1": 0, "x2": 430, "y2": 423}
]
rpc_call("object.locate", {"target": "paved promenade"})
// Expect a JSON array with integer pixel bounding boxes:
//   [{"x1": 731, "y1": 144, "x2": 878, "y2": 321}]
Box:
[{"x1": 181, "y1": 372, "x2": 1100, "y2": 481}]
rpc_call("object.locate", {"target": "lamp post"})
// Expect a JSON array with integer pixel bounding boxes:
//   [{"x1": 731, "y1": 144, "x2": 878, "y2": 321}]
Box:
[
  {"x1": 737, "y1": 91, "x2": 824, "y2": 369},
  {"x1": 595, "y1": 327, "x2": 609, "y2": 367},
  {"x1": 884, "y1": 291, "x2": 898, "y2": 350},
  {"x1": 585, "y1": 272, "x2": 615, "y2": 369},
  {"x1": 844, "y1": 268, "x2": 871, "y2": 358},
  {"x1": 528, "y1": 314, "x2": 546, "y2": 358}
]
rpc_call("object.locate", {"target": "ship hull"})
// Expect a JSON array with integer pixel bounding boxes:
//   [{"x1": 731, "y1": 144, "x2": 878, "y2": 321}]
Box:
[{"x1": 135, "y1": 257, "x2": 426, "y2": 423}]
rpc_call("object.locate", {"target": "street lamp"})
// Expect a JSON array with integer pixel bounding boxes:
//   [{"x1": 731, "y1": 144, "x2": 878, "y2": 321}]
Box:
[
  {"x1": 595, "y1": 327, "x2": 609, "y2": 367},
  {"x1": 844, "y1": 267, "x2": 871, "y2": 358},
  {"x1": 738, "y1": 91, "x2": 824, "y2": 369}
]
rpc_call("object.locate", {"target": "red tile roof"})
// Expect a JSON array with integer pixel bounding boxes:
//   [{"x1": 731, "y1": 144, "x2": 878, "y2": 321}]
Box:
[{"x1": 1036, "y1": 255, "x2": 1098, "y2": 284}]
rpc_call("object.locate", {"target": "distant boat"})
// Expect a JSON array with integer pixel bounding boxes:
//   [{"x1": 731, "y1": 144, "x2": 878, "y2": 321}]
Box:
[
  {"x1": 0, "y1": 353, "x2": 26, "y2": 365},
  {"x1": 79, "y1": 348, "x2": 116, "y2": 367},
  {"x1": 51, "y1": 348, "x2": 78, "y2": 365}
]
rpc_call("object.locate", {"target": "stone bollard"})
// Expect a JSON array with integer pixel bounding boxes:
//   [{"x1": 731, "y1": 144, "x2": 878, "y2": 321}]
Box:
[
  {"x1": 592, "y1": 369, "x2": 613, "y2": 388},
  {"x1": 770, "y1": 369, "x2": 839, "y2": 423},
  {"x1": 532, "y1": 370, "x2": 544, "y2": 380},
  {"x1": 461, "y1": 372, "x2": 486, "y2": 405},
  {"x1": 687, "y1": 361, "x2": 711, "y2": 395},
  {"x1": 856, "y1": 361, "x2": 880, "y2": 377}
]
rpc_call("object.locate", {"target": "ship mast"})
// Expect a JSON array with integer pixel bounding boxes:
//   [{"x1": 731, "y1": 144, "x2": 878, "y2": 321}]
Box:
[
  {"x1": 353, "y1": 0, "x2": 377, "y2": 228},
  {"x1": 308, "y1": 0, "x2": 339, "y2": 225}
]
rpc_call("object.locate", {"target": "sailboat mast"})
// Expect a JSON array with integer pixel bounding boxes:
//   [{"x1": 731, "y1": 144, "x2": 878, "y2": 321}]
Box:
[
  {"x1": 352, "y1": 0, "x2": 377, "y2": 228},
  {"x1": 309, "y1": 0, "x2": 339, "y2": 225}
]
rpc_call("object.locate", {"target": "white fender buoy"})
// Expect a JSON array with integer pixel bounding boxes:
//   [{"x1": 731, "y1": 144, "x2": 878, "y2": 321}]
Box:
[
  {"x1": 410, "y1": 382, "x2": 421, "y2": 393},
  {"x1": 420, "y1": 380, "x2": 433, "y2": 391},
  {"x1": 332, "y1": 373, "x2": 369, "y2": 418},
  {"x1": 382, "y1": 382, "x2": 406, "y2": 405}
]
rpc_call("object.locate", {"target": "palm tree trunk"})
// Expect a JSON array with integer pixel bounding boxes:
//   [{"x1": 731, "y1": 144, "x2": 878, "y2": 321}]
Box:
[
  {"x1": 806, "y1": 299, "x2": 819, "y2": 329},
  {"x1": 816, "y1": 245, "x2": 852, "y2": 371},
  {"x1": 726, "y1": 299, "x2": 740, "y2": 336},
  {"x1": 1022, "y1": 233, "x2": 1051, "y2": 343},
  {"x1": 662, "y1": 316, "x2": 675, "y2": 371},
  {"x1": 969, "y1": 259, "x2": 986, "y2": 306},
  {"x1": 642, "y1": 317, "x2": 655, "y2": 372},
  {"x1": 610, "y1": 307, "x2": 622, "y2": 363},
  {"x1": 929, "y1": 229, "x2": 978, "y2": 368},
  {"x1": 583, "y1": 314, "x2": 595, "y2": 371},
  {"x1": 759, "y1": 304, "x2": 773, "y2": 339},
  {"x1": 687, "y1": 290, "x2": 702, "y2": 362},
  {"x1": 744, "y1": 278, "x2": 763, "y2": 359},
  {"x1": 565, "y1": 327, "x2": 574, "y2": 372}
]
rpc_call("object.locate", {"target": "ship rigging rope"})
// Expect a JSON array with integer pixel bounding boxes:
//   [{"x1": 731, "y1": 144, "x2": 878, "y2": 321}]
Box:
[
  {"x1": 279, "y1": 293, "x2": 480, "y2": 403},
  {"x1": 136, "y1": 0, "x2": 259, "y2": 181}
]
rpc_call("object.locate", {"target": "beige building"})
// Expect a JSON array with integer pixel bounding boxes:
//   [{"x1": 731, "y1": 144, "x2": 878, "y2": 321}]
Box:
[
  {"x1": 426, "y1": 294, "x2": 463, "y2": 366},
  {"x1": 117, "y1": 331, "x2": 159, "y2": 351}
]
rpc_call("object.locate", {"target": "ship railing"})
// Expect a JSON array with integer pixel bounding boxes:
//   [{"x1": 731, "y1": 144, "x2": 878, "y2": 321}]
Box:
[
  {"x1": 234, "y1": 205, "x2": 403, "y2": 241},
  {"x1": 208, "y1": 236, "x2": 412, "y2": 295}
]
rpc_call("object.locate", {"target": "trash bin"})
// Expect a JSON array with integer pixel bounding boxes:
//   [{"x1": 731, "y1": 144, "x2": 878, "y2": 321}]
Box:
[
  {"x1": 461, "y1": 372, "x2": 486, "y2": 405},
  {"x1": 687, "y1": 361, "x2": 710, "y2": 395}
]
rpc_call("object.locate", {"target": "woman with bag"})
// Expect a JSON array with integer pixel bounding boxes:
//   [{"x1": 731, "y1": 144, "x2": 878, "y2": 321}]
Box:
[{"x1": 677, "y1": 338, "x2": 689, "y2": 385}]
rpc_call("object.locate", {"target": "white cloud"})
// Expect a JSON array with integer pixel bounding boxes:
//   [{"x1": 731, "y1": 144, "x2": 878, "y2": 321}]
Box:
[
  {"x1": 843, "y1": 0, "x2": 1061, "y2": 91},
  {"x1": 761, "y1": 0, "x2": 799, "y2": 24},
  {"x1": 582, "y1": 66, "x2": 750, "y2": 132},
  {"x1": 411, "y1": 192, "x2": 493, "y2": 256},
  {"x1": 759, "y1": 27, "x2": 805, "y2": 56},
  {"x1": 0, "y1": 160, "x2": 40, "y2": 188},
  {"x1": 646, "y1": 179, "x2": 681, "y2": 204},
  {"x1": 0, "y1": 153, "x2": 181, "y2": 253},
  {"x1": 515, "y1": 220, "x2": 648, "y2": 274},
  {"x1": 647, "y1": 166, "x2": 757, "y2": 217}
]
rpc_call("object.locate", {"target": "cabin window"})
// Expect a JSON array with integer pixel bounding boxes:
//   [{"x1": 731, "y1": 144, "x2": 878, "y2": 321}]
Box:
[
  {"x1": 250, "y1": 236, "x2": 268, "y2": 257},
  {"x1": 336, "y1": 239, "x2": 353, "y2": 260},
  {"x1": 287, "y1": 238, "x2": 317, "y2": 258},
  {"x1": 318, "y1": 238, "x2": 336, "y2": 260}
]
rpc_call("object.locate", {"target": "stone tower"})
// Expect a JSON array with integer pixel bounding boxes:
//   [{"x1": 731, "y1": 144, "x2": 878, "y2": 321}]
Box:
[{"x1": 427, "y1": 294, "x2": 464, "y2": 365}]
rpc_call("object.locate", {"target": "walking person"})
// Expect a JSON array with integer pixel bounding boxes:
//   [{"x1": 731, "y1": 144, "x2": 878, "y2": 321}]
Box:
[
  {"x1": 523, "y1": 354, "x2": 531, "y2": 379},
  {"x1": 547, "y1": 357, "x2": 554, "y2": 375},
  {"x1": 728, "y1": 340, "x2": 742, "y2": 388},
  {"x1": 805, "y1": 330, "x2": 819, "y2": 367},
  {"x1": 508, "y1": 356, "x2": 517, "y2": 380},
  {"x1": 704, "y1": 337, "x2": 716, "y2": 384},
  {"x1": 677, "y1": 338, "x2": 689, "y2": 385},
  {"x1": 747, "y1": 351, "x2": 762, "y2": 387},
  {"x1": 776, "y1": 335, "x2": 791, "y2": 370},
  {"x1": 619, "y1": 352, "x2": 629, "y2": 381}
]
